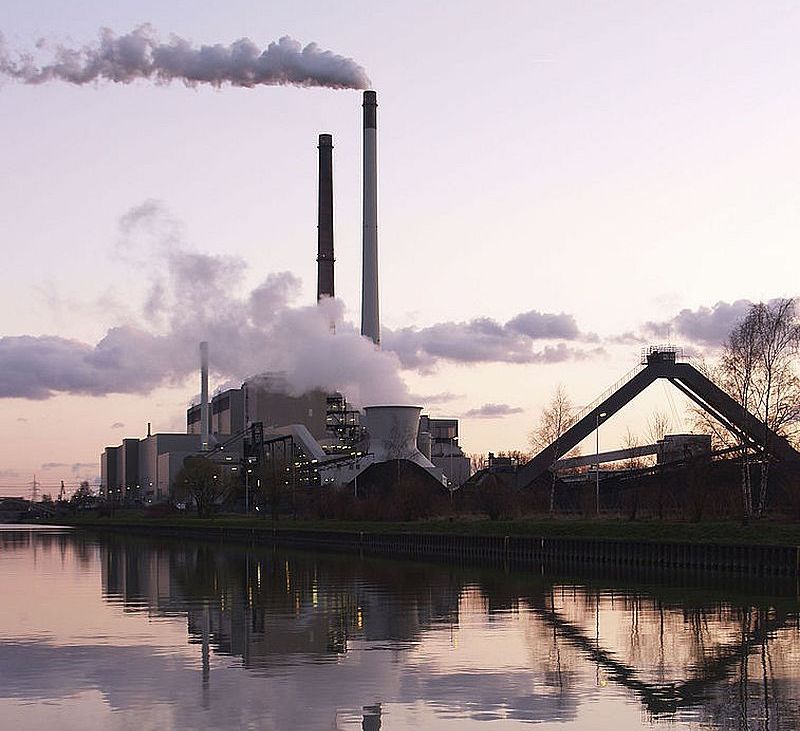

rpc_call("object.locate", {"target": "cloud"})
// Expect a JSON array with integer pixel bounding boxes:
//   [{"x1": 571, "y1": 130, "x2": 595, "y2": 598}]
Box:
[
  {"x1": 110, "y1": 422, "x2": 125, "y2": 429},
  {"x1": 408, "y1": 392, "x2": 463, "y2": 405},
  {"x1": 384, "y1": 315, "x2": 601, "y2": 371},
  {"x1": 71, "y1": 463, "x2": 96, "y2": 474},
  {"x1": 16, "y1": 417, "x2": 27, "y2": 422},
  {"x1": 506, "y1": 311, "x2": 580, "y2": 340},
  {"x1": 0, "y1": 202, "x2": 409, "y2": 406},
  {"x1": 643, "y1": 300, "x2": 753, "y2": 347},
  {"x1": 40, "y1": 462, "x2": 67, "y2": 469},
  {"x1": 464, "y1": 403, "x2": 525, "y2": 419},
  {"x1": 1, "y1": 202, "x2": 605, "y2": 403}
]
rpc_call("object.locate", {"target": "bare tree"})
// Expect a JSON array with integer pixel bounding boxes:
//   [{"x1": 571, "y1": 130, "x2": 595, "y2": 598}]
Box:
[
  {"x1": 646, "y1": 410, "x2": 672, "y2": 445},
  {"x1": 529, "y1": 384, "x2": 576, "y2": 514},
  {"x1": 722, "y1": 309, "x2": 761, "y2": 518},
  {"x1": 752, "y1": 298, "x2": 800, "y2": 516},
  {"x1": 470, "y1": 453, "x2": 487, "y2": 472},
  {"x1": 622, "y1": 428, "x2": 646, "y2": 470},
  {"x1": 689, "y1": 298, "x2": 800, "y2": 519}
]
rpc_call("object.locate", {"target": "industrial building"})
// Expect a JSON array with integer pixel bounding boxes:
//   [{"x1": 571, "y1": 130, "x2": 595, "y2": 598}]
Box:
[
  {"x1": 99, "y1": 90, "x2": 473, "y2": 503},
  {"x1": 418, "y1": 416, "x2": 471, "y2": 487}
]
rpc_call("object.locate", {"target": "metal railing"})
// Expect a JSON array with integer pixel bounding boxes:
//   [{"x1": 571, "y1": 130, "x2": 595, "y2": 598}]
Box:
[{"x1": 572, "y1": 361, "x2": 647, "y2": 424}]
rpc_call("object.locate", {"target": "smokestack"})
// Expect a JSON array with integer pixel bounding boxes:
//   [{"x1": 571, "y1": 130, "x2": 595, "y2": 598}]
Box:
[
  {"x1": 361, "y1": 90, "x2": 380, "y2": 345},
  {"x1": 200, "y1": 341, "x2": 210, "y2": 451},
  {"x1": 317, "y1": 133, "x2": 335, "y2": 301}
]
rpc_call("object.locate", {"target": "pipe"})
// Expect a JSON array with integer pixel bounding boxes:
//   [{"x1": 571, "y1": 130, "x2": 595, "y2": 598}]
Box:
[
  {"x1": 200, "y1": 341, "x2": 210, "y2": 451},
  {"x1": 317, "y1": 133, "x2": 335, "y2": 301},
  {"x1": 361, "y1": 90, "x2": 380, "y2": 345}
]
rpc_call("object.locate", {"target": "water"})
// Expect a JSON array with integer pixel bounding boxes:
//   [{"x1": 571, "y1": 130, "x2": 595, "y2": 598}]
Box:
[{"x1": 1, "y1": 526, "x2": 799, "y2": 730}]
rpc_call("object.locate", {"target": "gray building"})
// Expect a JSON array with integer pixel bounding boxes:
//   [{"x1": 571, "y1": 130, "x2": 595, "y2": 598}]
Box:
[
  {"x1": 243, "y1": 374, "x2": 328, "y2": 441},
  {"x1": 100, "y1": 446, "x2": 120, "y2": 499},
  {"x1": 138, "y1": 433, "x2": 203, "y2": 501},
  {"x1": 418, "y1": 415, "x2": 472, "y2": 487},
  {"x1": 188, "y1": 387, "x2": 246, "y2": 438}
]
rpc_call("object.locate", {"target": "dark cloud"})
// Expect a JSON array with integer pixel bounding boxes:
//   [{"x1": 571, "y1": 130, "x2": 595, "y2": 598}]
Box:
[
  {"x1": 644, "y1": 300, "x2": 753, "y2": 347},
  {"x1": 464, "y1": 403, "x2": 525, "y2": 419},
  {"x1": 40, "y1": 462, "x2": 68, "y2": 469},
  {"x1": 110, "y1": 422, "x2": 125, "y2": 429},
  {"x1": 16, "y1": 417, "x2": 28, "y2": 422}
]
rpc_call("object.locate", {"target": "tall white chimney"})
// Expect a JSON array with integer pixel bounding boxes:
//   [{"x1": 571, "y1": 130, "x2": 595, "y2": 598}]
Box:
[
  {"x1": 200, "y1": 341, "x2": 210, "y2": 451},
  {"x1": 361, "y1": 90, "x2": 380, "y2": 345}
]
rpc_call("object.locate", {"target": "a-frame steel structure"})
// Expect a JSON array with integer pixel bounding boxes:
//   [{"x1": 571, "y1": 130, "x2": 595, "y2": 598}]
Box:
[{"x1": 517, "y1": 347, "x2": 800, "y2": 487}]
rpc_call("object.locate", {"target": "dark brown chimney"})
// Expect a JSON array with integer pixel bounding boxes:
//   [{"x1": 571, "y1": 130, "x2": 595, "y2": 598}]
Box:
[{"x1": 317, "y1": 133, "x2": 335, "y2": 301}]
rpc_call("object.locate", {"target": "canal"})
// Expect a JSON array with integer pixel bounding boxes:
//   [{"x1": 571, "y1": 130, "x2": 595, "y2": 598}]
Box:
[{"x1": 1, "y1": 525, "x2": 799, "y2": 729}]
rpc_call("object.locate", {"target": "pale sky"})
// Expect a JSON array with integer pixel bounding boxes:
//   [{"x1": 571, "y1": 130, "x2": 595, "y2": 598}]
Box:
[{"x1": 2, "y1": 1, "x2": 800, "y2": 493}]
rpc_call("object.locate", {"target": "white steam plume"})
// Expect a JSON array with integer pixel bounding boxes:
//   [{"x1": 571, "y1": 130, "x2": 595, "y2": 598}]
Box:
[
  {"x1": 0, "y1": 203, "x2": 602, "y2": 403},
  {"x1": 0, "y1": 25, "x2": 370, "y2": 90},
  {"x1": 0, "y1": 201, "x2": 405, "y2": 404}
]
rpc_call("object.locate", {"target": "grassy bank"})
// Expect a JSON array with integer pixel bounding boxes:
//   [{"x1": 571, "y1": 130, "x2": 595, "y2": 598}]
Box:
[{"x1": 57, "y1": 512, "x2": 800, "y2": 547}]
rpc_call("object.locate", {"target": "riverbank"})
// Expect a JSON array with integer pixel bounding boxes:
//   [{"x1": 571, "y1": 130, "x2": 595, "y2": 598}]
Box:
[
  {"x1": 50, "y1": 513, "x2": 800, "y2": 577},
  {"x1": 59, "y1": 513, "x2": 800, "y2": 546}
]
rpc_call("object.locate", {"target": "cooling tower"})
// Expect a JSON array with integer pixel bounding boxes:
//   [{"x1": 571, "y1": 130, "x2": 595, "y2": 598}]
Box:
[
  {"x1": 362, "y1": 406, "x2": 440, "y2": 475},
  {"x1": 317, "y1": 133, "x2": 335, "y2": 301},
  {"x1": 361, "y1": 90, "x2": 380, "y2": 345}
]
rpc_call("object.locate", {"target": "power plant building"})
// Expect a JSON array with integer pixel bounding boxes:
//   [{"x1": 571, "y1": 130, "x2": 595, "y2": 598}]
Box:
[{"x1": 98, "y1": 89, "x2": 473, "y2": 502}]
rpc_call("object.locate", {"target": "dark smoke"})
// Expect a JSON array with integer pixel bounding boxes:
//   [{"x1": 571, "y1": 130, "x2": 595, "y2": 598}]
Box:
[{"x1": 0, "y1": 26, "x2": 370, "y2": 90}]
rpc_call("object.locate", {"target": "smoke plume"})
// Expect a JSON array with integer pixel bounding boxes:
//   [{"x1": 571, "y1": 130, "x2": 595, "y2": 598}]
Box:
[
  {"x1": 0, "y1": 202, "x2": 603, "y2": 404},
  {"x1": 0, "y1": 26, "x2": 370, "y2": 90},
  {"x1": 0, "y1": 201, "x2": 405, "y2": 404}
]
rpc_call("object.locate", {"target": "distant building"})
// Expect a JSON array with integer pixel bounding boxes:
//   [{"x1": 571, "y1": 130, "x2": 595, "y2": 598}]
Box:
[
  {"x1": 100, "y1": 446, "x2": 119, "y2": 500},
  {"x1": 138, "y1": 433, "x2": 203, "y2": 501},
  {"x1": 188, "y1": 387, "x2": 245, "y2": 438},
  {"x1": 418, "y1": 415, "x2": 471, "y2": 487},
  {"x1": 657, "y1": 434, "x2": 712, "y2": 464}
]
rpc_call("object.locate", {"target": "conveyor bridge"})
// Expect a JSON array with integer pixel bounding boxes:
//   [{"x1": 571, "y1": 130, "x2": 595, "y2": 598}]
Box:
[{"x1": 517, "y1": 346, "x2": 800, "y2": 487}]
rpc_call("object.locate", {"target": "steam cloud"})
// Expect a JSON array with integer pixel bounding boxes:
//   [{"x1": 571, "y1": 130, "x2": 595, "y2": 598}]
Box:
[
  {"x1": 0, "y1": 25, "x2": 370, "y2": 90},
  {"x1": 0, "y1": 201, "x2": 406, "y2": 404},
  {"x1": 0, "y1": 202, "x2": 600, "y2": 403}
]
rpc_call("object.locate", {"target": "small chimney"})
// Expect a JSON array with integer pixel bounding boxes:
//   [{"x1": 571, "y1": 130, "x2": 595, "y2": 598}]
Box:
[
  {"x1": 361, "y1": 90, "x2": 380, "y2": 345},
  {"x1": 317, "y1": 133, "x2": 335, "y2": 301},
  {"x1": 200, "y1": 342, "x2": 210, "y2": 451},
  {"x1": 147, "y1": 422, "x2": 151, "y2": 438}
]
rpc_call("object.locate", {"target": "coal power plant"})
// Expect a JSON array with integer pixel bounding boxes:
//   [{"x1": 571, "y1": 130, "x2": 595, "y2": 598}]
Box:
[{"x1": 100, "y1": 91, "x2": 471, "y2": 505}]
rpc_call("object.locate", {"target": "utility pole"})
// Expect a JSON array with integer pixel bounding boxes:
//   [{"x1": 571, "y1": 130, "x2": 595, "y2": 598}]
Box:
[{"x1": 31, "y1": 474, "x2": 38, "y2": 503}]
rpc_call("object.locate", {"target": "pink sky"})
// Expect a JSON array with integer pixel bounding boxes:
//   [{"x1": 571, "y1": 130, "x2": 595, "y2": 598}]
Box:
[{"x1": 2, "y1": 1, "x2": 800, "y2": 493}]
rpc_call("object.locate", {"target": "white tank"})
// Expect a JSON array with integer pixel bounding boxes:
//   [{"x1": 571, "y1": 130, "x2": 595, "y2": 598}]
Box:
[{"x1": 362, "y1": 406, "x2": 444, "y2": 483}]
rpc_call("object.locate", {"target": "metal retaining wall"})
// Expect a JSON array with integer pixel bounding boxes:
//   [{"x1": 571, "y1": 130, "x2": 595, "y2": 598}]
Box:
[{"x1": 78, "y1": 524, "x2": 800, "y2": 577}]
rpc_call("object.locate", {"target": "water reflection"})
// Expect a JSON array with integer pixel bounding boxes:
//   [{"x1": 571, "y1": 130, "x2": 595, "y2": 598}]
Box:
[{"x1": 1, "y1": 526, "x2": 799, "y2": 730}]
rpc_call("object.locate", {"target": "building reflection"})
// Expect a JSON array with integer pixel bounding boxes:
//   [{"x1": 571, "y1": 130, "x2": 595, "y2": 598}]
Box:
[{"x1": 9, "y1": 528, "x2": 799, "y2": 729}]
